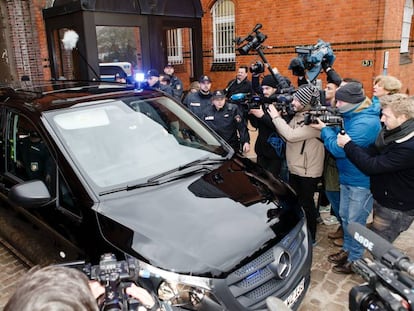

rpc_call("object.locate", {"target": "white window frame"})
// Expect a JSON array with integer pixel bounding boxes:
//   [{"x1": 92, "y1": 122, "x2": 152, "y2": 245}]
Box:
[
  {"x1": 400, "y1": 0, "x2": 413, "y2": 54},
  {"x1": 167, "y1": 28, "x2": 183, "y2": 64},
  {"x1": 212, "y1": 0, "x2": 235, "y2": 63}
]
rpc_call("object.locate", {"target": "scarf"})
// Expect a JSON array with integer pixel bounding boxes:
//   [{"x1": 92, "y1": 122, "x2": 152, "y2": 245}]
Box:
[{"x1": 375, "y1": 118, "x2": 414, "y2": 151}]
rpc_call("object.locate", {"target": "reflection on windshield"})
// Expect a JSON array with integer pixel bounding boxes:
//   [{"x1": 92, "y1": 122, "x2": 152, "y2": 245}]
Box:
[{"x1": 48, "y1": 96, "x2": 227, "y2": 190}]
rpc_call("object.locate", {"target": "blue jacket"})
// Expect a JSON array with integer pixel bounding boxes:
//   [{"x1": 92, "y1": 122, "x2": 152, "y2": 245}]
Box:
[{"x1": 321, "y1": 98, "x2": 381, "y2": 188}]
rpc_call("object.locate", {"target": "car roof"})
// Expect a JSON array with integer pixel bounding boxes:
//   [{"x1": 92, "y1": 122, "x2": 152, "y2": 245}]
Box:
[{"x1": 0, "y1": 81, "x2": 163, "y2": 113}]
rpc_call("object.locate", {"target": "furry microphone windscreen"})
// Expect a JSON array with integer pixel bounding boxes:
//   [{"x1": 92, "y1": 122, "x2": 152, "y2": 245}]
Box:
[{"x1": 62, "y1": 30, "x2": 79, "y2": 51}]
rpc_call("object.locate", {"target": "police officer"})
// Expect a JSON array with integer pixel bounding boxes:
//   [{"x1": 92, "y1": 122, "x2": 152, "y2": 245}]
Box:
[
  {"x1": 143, "y1": 69, "x2": 174, "y2": 97},
  {"x1": 163, "y1": 63, "x2": 184, "y2": 101},
  {"x1": 17, "y1": 130, "x2": 52, "y2": 183},
  {"x1": 183, "y1": 75, "x2": 213, "y2": 118},
  {"x1": 202, "y1": 90, "x2": 250, "y2": 153}
]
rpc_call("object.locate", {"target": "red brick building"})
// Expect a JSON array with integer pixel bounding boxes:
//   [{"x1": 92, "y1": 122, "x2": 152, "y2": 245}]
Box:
[
  {"x1": 1, "y1": 0, "x2": 413, "y2": 97},
  {"x1": 200, "y1": 0, "x2": 414, "y2": 96}
]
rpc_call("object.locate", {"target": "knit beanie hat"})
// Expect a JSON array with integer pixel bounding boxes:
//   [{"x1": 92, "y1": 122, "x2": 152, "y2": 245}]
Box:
[
  {"x1": 293, "y1": 85, "x2": 320, "y2": 108},
  {"x1": 261, "y1": 75, "x2": 278, "y2": 89},
  {"x1": 335, "y1": 82, "x2": 365, "y2": 104}
]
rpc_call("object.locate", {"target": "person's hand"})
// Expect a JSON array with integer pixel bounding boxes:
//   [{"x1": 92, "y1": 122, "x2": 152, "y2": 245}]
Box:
[
  {"x1": 321, "y1": 57, "x2": 331, "y2": 72},
  {"x1": 126, "y1": 284, "x2": 156, "y2": 310},
  {"x1": 242, "y1": 142, "x2": 250, "y2": 154},
  {"x1": 337, "y1": 132, "x2": 351, "y2": 148},
  {"x1": 309, "y1": 118, "x2": 326, "y2": 130},
  {"x1": 248, "y1": 105, "x2": 265, "y2": 118},
  {"x1": 89, "y1": 281, "x2": 105, "y2": 299},
  {"x1": 267, "y1": 104, "x2": 281, "y2": 119}
]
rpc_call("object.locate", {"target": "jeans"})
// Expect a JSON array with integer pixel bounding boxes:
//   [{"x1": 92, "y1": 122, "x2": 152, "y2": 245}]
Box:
[
  {"x1": 339, "y1": 184, "x2": 373, "y2": 262},
  {"x1": 370, "y1": 200, "x2": 414, "y2": 242},
  {"x1": 325, "y1": 190, "x2": 341, "y2": 224}
]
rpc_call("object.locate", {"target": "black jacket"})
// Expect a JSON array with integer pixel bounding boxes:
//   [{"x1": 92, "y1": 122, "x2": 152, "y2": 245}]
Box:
[
  {"x1": 182, "y1": 91, "x2": 213, "y2": 118},
  {"x1": 344, "y1": 136, "x2": 414, "y2": 211},
  {"x1": 202, "y1": 103, "x2": 250, "y2": 151},
  {"x1": 225, "y1": 78, "x2": 253, "y2": 98}
]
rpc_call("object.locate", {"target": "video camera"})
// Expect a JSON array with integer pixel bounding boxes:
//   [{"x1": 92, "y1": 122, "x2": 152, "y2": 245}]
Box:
[
  {"x1": 303, "y1": 106, "x2": 343, "y2": 126},
  {"x1": 289, "y1": 39, "x2": 336, "y2": 82},
  {"x1": 234, "y1": 24, "x2": 267, "y2": 55},
  {"x1": 230, "y1": 92, "x2": 294, "y2": 115},
  {"x1": 348, "y1": 223, "x2": 414, "y2": 311},
  {"x1": 60, "y1": 253, "x2": 158, "y2": 311}
]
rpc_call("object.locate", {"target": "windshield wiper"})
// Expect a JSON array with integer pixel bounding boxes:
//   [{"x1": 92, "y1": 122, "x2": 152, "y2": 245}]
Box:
[
  {"x1": 99, "y1": 157, "x2": 226, "y2": 196},
  {"x1": 147, "y1": 156, "x2": 225, "y2": 183}
]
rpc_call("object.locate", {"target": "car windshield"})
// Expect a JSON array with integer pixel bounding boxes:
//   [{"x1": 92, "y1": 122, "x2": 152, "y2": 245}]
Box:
[{"x1": 44, "y1": 95, "x2": 229, "y2": 192}]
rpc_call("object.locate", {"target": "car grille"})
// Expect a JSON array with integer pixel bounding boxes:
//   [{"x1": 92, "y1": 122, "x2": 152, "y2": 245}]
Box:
[{"x1": 226, "y1": 222, "x2": 307, "y2": 309}]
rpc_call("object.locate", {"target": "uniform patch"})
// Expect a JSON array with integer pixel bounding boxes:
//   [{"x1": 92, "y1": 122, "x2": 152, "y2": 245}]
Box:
[
  {"x1": 205, "y1": 116, "x2": 214, "y2": 120},
  {"x1": 190, "y1": 102, "x2": 201, "y2": 106},
  {"x1": 224, "y1": 114, "x2": 230, "y2": 118}
]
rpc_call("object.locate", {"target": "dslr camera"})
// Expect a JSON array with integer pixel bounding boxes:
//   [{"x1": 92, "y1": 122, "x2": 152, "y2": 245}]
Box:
[
  {"x1": 348, "y1": 223, "x2": 414, "y2": 311},
  {"x1": 61, "y1": 253, "x2": 156, "y2": 311},
  {"x1": 249, "y1": 61, "x2": 265, "y2": 74}
]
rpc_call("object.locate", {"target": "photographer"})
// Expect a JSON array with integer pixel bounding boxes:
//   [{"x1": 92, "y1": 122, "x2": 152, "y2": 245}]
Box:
[
  {"x1": 337, "y1": 93, "x2": 414, "y2": 243},
  {"x1": 267, "y1": 85, "x2": 325, "y2": 245},
  {"x1": 5, "y1": 265, "x2": 158, "y2": 311},
  {"x1": 248, "y1": 76, "x2": 287, "y2": 179},
  {"x1": 311, "y1": 82, "x2": 381, "y2": 274}
]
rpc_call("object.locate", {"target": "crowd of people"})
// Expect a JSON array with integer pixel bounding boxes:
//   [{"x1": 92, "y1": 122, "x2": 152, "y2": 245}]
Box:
[
  {"x1": 6, "y1": 61, "x2": 414, "y2": 310},
  {"x1": 147, "y1": 60, "x2": 414, "y2": 276}
]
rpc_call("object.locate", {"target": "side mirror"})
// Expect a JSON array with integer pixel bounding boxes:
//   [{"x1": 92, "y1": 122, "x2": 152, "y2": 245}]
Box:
[{"x1": 8, "y1": 180, "x2": 51, "y2": 208}]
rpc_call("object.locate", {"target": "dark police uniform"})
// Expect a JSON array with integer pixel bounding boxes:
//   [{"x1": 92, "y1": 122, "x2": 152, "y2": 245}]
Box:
[
  {"x1": 202, "y1": 100, "x2": 250, "y2": 152},
  {"x1": 183, "y1": 90, "x2": 212, "y2": 119},
  {"x1": 17, "y1": 133, "x2": 51, "y2": 181}
]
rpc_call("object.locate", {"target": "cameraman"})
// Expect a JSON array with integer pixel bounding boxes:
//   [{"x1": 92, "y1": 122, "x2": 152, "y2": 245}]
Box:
[
  {"x1": 251, "y1": 68, "x2": 294, "y2": 97},
  {"x1": 267, "y1": 85, "x2": 325, "y2": 245},
  {"x1": 248, "y1": 75, "x2": 287, "y2": 179},
  {"x1": 5, "y1": 266, "x2": 158, "y2": 311}
]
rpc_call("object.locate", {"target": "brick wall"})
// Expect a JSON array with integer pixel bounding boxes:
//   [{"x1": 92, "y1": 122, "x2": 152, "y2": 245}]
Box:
[
  {"x1": 5, "y1": 0, "x2": 48, "y2": 82},
  {"x1": 200, "y1": 0, "x2": 414, "y2": 96},
  {"x1": 2, "y1": 0, "x2": 413, "y2": 94}
]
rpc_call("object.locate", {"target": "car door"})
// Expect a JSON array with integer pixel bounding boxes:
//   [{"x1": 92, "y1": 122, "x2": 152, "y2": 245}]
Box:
[{"x1": 0, "y1": 109, "x2": 86, "y2": 259}]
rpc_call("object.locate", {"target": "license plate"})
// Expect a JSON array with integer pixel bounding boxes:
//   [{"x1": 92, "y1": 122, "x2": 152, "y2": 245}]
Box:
[{"x1": 284, "y1": 277, "x2": 305, "y2": 308}]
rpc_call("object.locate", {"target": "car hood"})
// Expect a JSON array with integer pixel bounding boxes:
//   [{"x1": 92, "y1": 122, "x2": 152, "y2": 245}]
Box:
[{"x1": 96, "y1": 156, "x2": 299, "y2": 276}]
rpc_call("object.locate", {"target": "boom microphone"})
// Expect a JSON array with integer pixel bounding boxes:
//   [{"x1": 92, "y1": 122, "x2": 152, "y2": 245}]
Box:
[{"x1": 348, "y1": 222, "x2": 414, "y2": 278}]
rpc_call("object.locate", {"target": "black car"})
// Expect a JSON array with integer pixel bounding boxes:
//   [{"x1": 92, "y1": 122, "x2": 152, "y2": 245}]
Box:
[{"x1": 0, "y1": 82, "x2": 311, "y2": 310}]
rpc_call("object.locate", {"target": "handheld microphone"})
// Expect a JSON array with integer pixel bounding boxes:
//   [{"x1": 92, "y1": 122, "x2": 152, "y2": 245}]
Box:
[{"x1": 348, "y1": 222, "x2": 414, "y2": 278}]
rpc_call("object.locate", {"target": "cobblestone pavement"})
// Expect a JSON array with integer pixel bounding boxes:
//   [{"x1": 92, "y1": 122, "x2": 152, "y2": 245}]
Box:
[
  {"x1": 1, "y1": 208, "x2": 413, "y2": 310},
  {"x1": 0, "y1": 237, "x2": 29, "y2": 309}
]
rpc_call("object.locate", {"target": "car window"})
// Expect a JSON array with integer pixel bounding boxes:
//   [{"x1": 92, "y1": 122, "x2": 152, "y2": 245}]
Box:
[
  {"x1": 4, "y1": 112, "x2": 81, "y2": 217},
  {"x1": 45, "y1": 96, "x2": 228, "y2": 192}
]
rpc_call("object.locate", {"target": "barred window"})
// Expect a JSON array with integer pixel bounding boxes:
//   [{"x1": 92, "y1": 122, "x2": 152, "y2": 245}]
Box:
[
  {"x1": 167, "y1": 28, "x2": 184, "y2": 65},
  {"x1": 400, "y1": 0, "x2": 413, "y2": 54},
  {"x1": 212, "y1": 0, "x2": 235, "y2": 63}
]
